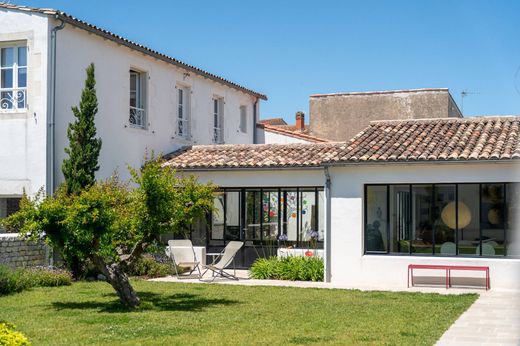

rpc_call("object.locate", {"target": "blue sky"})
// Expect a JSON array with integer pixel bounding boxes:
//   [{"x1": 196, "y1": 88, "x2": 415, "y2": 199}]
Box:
[{"x1": 16, "y1": 0, "x2": 520, "y2": 123}]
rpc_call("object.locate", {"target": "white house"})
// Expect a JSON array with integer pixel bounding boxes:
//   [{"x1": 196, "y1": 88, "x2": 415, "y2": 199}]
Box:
[
  {"x1": 164, "y1": 117, "x2": 520, "y2": 290},
  {"x1": 0, "y1": 3, "x2": 266, "y2": 220}
]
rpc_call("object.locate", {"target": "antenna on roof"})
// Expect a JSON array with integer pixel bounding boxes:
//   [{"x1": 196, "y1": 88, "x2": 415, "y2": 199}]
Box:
[{"x1": 460, "y1": 90, "x2": 479, "y2": 115}]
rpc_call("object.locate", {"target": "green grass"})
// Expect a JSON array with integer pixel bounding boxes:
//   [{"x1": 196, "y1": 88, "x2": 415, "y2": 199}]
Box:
[{"x1": 0, "y1": 280, "x2": 476, "y2": 345}]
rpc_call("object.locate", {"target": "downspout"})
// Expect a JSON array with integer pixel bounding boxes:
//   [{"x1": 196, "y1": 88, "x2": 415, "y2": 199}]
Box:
[
  {"x1": 323, "y1": 166, "x2": 332, "y2": 283},
  {"x1": 47, "y1": 17, "x2": 65, "y2": 196},
  {"x1": 252, "y1": 98, "x2": 258, "y2": 144}
]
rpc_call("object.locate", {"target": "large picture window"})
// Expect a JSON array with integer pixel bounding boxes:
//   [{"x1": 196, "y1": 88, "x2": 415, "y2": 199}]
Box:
[
  {"x1": 365, "y1": 183, "x2": 519, "y2": 257},
  {"x1": 211, "y1": 187, "x2": 324, "y2": 247}
]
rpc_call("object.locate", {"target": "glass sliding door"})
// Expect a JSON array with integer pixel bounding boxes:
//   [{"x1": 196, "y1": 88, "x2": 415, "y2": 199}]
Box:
[
  {"x1": 211, "y1": 193, "x2": 225, "y2": 240},
  {"x1": 300, "y1": 190, "x2": 316, "y2": 242},
  {"x1": 262, "y1": 190, "x2": 279, "y2": 241},
  {"x1": 245, "y1": 189, "x2": 262, "y2": 241},
  {"x1": 282, "y1": 189, "x2": 298, "y2": 242}
]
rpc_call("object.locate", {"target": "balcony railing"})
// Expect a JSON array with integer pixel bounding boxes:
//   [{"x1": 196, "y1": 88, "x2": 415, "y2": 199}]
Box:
[
  {"x1": 0, "y1": 88, "x2": 27, "y2": 112},
  {"x1": 213, "y1": 127, "x2": 223, "y2": 144},
  {"x1": 129, "y1": 106, "x2": 146, "y2": 128}
]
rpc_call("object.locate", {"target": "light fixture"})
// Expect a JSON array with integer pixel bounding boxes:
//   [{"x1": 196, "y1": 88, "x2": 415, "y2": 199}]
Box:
[{"x1": 441, "y1": 201, "x2": 472, "y2": 230}]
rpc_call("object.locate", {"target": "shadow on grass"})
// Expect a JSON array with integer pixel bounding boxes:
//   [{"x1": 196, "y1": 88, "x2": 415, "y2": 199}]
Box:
[{"x1": 52, "y1": 291, "x2": 239, "y2": 313}]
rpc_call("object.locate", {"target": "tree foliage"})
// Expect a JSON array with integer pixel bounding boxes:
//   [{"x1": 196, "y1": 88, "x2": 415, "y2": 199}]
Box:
[
  {"x1": 62, "y1": 63, "x2": 102, "y2": 195},
  {"x1": 2, "y1": 158, "x2": 215, "y2": 307}
]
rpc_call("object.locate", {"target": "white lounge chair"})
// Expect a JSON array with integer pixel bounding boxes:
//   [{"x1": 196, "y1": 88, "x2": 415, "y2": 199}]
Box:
[
  {"x1": 201, "y1": 241, "x2": 244, "y2": 282},
  {"x1": 168, "y1": 239, "x2": 202, "y2": 279}
]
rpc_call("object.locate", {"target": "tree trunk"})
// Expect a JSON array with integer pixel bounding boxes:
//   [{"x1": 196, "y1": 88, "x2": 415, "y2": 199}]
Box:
[{"x1": 94, "y1": 257, "x2": 140, "y2": 308}]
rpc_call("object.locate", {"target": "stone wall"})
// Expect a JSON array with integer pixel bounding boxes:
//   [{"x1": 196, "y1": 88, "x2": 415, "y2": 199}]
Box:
[{"x1": 0, "y1": 234, "x2": 48, "y2": 268}]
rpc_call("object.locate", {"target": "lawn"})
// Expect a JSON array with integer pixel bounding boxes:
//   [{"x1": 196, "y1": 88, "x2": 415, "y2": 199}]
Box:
[{"x1": 0, "y1": 280, "x2": 476, "y2": 346}]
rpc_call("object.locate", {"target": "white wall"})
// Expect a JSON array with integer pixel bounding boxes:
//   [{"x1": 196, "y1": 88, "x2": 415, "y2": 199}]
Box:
[
  {"x1": 185, "y1": 161, "x2": 520, "y2": 290},
  {"x1": 257, "y1": 128, "x2": 313, "y2": 144},
  {"x1": 0, "y1": 10, "x2": 49, "y2": 197},
  {"x1": 328, "y1": 162, "x2": 520, "y2": 290},
  {"x1": 53, "y1": 20, "x2": 259, "y2": 182}
]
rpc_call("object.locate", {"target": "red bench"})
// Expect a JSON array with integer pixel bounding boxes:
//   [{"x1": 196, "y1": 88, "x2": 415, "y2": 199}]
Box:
[{"x1": 408, "y1": 264, "x2": 490, "y2": 290}]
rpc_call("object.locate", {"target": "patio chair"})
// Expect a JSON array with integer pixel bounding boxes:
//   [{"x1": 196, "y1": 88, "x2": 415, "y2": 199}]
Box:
[
  {"x1": 201, "y1": 241, "x2": 244, "y2": 282},
  {"x1": 168, "y1": 239, "x2": 202, "y2": 279}
]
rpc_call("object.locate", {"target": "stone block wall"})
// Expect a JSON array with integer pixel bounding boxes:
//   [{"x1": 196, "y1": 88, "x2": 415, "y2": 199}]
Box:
[{"x1": 0, "y1": 234, "x2": 48, "y2": 268}]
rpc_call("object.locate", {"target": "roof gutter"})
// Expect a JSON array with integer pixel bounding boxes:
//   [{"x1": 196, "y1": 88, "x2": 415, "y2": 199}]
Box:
[{"x1": 46, "y1": 16, "x2": 65, "y2": 196}]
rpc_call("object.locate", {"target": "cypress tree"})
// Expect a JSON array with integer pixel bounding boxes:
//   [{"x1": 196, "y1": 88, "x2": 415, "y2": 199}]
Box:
[{"x1": 62, "y1": 63, "x2": 102, "y2": 195}]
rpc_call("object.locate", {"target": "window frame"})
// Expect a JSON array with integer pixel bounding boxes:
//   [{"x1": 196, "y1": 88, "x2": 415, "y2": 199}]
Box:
[
  {"x1": 212, "y1": 97, "x2": 224, "y2": 144},
  {"x1": 176, "y1": 85, "x2": 191, "y2": 139},
  {"x1": 239, "y1": 105, "x2": 247, "y2": 133},
  {"x1": 0, "y1": 42, "x2": 28, "y2": 113},
  {"x1": 129, "y1": 69, "x2": 147, "y2": 129},
  {"x1": 364, "y1": 182, "x2": 515, "y2": 258}
]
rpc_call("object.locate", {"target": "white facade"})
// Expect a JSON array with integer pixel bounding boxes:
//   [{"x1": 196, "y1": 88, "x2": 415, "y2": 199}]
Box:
[
  {"x1": 257, "y1": 128, "x2": 314, "y2": 144},
  {"x1": 0, "y1": 8, "x2": 264, "y2": 204},
  {"x1": 189, "y1": 161, "x2": 520, "y2": 290}
]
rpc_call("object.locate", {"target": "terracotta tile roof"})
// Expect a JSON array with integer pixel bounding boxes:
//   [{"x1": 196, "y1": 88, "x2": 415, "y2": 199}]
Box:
[
  {"x1": 0, "y1": 2, "x2": 267, "y2": 100},
  {"x1": 258, "y1": 118, "x2": 288, "y2": 126},
  {"x1": 164, "y1": 117, "x2": 520, "y2": 169},
  {"x1": 339, "y1": 116, "x2": 520, "y2": 162},
  {"x1": 257, "y1": 123, "x2": 330, "y2": 143},
  {"x1": 163, "y1": 142, "x2": 346, "y2": 169}
]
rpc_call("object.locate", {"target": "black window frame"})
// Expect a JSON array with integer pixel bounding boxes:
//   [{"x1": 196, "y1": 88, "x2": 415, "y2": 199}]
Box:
[{"x1": 364, "y1": 182, "x2": 515, "y2": 258}]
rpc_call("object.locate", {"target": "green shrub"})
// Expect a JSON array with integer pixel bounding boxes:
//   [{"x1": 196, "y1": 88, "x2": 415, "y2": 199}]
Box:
[
  {"x1": 250, "y1": 256, "x2": 324, "y2": 281},
  {"x1": 127, "y1": 254, "x2": 178, "y2": 278},
  {"x1": 0, "y1": 266, "x2": 71, "y2": 295},
  {"x1": 0, "y1": 321, "x2": 31, "y2": 346}
]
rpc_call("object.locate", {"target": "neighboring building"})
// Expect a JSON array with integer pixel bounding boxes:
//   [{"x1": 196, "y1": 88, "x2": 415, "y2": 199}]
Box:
[
  {"x1": 0, "y1": 3, "x2": 266, "y2": 221},
  {"x1": 257, "y1": 112, "x2": 329, "y2": 144},
  {"x1": 309, "y1": 88, "x2": 462, "y2": 141},
  {"x1": 165, "y1": 116, "x2": 520, "y2": 289}
]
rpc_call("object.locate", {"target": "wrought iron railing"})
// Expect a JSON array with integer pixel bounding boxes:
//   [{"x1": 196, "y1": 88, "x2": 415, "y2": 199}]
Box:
[
  {"x1": 213, "y1": 127, "x2": 222, "y2": 143},
  {"x1": 0, "y1": 88, "x2": 27, "y2": 112},
  {"x1": 129, "y1": 106, "x2": 146, "y2": 128}
]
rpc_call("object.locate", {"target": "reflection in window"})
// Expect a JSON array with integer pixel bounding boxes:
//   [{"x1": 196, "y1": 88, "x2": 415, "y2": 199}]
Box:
[
  {"x1": 411, "y1": 185, "x2": 433, "y2": 255},
  {"x1": 435, "y1": 185, "x2": 456, "y2": 256},
  {"x1": 507, "y1": 183, "x2": 520, "y2": 256},
  {"x1": 211, "y1": 193, "x2": 224, "y2": 240},
  {"x1": 365, "y1": 186, "x2": 387, "y2": 252},
  {"x1": 457, "y1": 185, "x2": 479, "y2": 256},
  {"x1": 246, "y1": 190, "x2": 261, "y2": 240},
  {"x1": 262, "y1": 190, "x2": 279, "y2": 241},
  {"x1": 282, "y1": 190, "x2": 298, "y2": 241},
  {"x1": 365, "y1": 183, "x2": 516, "y2": 258},
  {"x1": 226, "y1": 191, "x2": 240, "y2": 240},
  {"x1": 389, "y1": 185, "x2": 410, "y2": 254}
]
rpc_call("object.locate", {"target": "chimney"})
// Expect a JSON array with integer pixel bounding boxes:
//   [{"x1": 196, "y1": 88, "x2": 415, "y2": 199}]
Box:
[{"x1": 295, "y1": 111, "x2": 305, "y2": 131}]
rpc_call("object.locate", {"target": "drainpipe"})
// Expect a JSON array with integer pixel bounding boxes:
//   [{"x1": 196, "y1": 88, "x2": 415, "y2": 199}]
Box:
[
  {"x1": 324, "y1": 166, "x2": 332, "y2": 283},
  {"x1": 252, "y1": 98, "x2": 258, "y2": 144},
  {"x1": 47, "y1": 17, "x2": 65, "y2": 197}
]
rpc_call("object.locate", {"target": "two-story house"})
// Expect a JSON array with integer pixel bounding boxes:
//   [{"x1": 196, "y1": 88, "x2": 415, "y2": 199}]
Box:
[{"x1": 0, "y1": 3, "x2": 266, "y2": 220}]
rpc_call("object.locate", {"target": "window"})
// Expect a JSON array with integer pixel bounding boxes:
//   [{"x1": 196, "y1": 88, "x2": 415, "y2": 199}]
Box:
[
  {"x1": 0, "y1": 198, "x2": 21, "y2": 230},
  {"x1": 0, "y1": 44, "x2": 27, "y2": 112},
  {"x1": 239, "y1": 105, "x2": 247, "y2": 133},
  {"x1": 129, "y1": 69, "x2": 146, "y2": 128},
  {"x1": 176, "y1": 86, "x2": 190, "y2": 138},
  {"x1": 210, "y1": 187, "x2": 324, "y2": 247},
  {"x1": 212, "y1": 98, "x2": 223, "y2": 143},
  {"x1": 365, "y1": 183, "x2": 518, "y2": 257}
]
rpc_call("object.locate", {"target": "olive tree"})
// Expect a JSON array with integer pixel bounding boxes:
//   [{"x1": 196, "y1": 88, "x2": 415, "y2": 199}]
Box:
[{"x1": 3, "y1": 158, "x2": 215, "y2": 307}]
